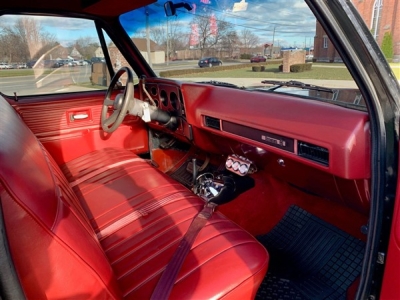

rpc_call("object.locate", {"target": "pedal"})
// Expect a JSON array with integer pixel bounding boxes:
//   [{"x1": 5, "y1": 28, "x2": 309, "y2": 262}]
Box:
[{"x1": 159, "y1": 138, "x2": 176, "y2": 149}]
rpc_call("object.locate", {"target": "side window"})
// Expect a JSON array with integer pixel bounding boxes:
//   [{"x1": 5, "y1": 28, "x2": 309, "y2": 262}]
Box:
[{"x1": 0, "y1": 14, "x2": 130, "y2": 97}]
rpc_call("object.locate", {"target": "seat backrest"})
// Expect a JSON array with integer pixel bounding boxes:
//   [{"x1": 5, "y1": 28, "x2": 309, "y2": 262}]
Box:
[{"x1": 0, "y1": 96, "x2": 120, "y2": 299}]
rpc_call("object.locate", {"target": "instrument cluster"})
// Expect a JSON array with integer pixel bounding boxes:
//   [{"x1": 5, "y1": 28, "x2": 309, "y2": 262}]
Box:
[
  {"x1": 143, "y1": 82, "x2": 185, "y2": 117},
  {"x1": 140, "y1": 80, "x2": 192, "y2": 141}
]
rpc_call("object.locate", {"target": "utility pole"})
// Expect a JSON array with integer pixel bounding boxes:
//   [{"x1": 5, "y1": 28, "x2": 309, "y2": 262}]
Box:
[
  {"x1": 146, "y1": 9, "x2": 152, "y2": 68},
  {"x1": 166, "y1": 17, "x2": 169, "y2": 66},
  {"x1": 270, "y1": 25, "x2": 276, "y2": 58}
]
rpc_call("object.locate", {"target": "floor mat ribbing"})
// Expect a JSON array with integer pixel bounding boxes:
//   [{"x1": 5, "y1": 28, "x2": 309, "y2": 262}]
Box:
[{"x1": 256, "y1": 205, "x2": 365, "y2": 300}]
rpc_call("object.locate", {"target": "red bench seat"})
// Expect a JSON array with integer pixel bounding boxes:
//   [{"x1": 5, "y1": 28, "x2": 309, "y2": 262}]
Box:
[{"x1": 0, "y1": 96, "x2": 269, "y2": 299}]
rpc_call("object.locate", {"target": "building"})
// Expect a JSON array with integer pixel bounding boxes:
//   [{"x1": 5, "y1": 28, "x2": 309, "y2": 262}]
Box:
[
  {"x1": 314, "y1": 0, "x2": 400, "y2": 61},
  {"x1": 105, "y1": 38, "x2": 164, "y2": 66}
]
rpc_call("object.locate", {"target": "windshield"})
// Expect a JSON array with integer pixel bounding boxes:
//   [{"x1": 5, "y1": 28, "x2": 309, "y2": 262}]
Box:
[
  {"x1": 0, "y1": 0, "x2": 398, "y2": 108},
  {"x1": 118, "y1": 0, "x2": 399, "y2": 109}
]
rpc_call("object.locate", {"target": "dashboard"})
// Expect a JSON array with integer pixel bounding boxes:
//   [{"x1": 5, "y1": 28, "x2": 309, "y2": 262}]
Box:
[{"x1": 138, "y1": 78, "x2": 371, "y2": 181}]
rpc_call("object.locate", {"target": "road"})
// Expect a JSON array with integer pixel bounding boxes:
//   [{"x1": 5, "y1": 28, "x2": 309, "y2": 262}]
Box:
[
  {"x1": 0, "y1": 65, "x2": 95, "y2": 95},
  {"x1": 151, "y1": 60, "x2": 244, "y2": 76},
  {"x1": 0, "y1": 61, "x2": 243, "y2": 95},
  {"x1": 1, "y1": 60, "x2": 399, "y2": 95}
]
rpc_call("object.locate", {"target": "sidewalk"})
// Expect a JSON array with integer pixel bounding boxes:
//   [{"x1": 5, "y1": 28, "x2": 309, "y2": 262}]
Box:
[{"x1": 391, "y1": 64, "x2": 400, "y2": 79}]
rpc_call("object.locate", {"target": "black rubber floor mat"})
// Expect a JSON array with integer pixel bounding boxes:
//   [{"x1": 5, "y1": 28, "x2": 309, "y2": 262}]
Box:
[
  {"x1": 169, "y1": 159, "x2": 222, "y2": 187},
  {"x1": 256, "y1": 205, "x2": 365, "y2": 300},
  {"x1": 169, "y1": 160, "x2": 194, "y2": 187}
]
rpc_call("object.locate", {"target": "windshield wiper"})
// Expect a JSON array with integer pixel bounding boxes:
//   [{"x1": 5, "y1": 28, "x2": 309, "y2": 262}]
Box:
[
  {"x1": 198, "y1": 80, "x2": 243, "y2": 89},
  {"x1": 261, "y1": 80, "x2": 336, "y2": 94}
]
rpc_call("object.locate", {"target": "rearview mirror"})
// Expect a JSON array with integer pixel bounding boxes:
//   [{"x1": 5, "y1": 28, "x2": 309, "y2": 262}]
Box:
[
  {"x1": 164, "y1": 1, "x2": 192, "y2": 16},
  {"x1": 164, "y1": 1, "x2": 175, "y2": 16}
]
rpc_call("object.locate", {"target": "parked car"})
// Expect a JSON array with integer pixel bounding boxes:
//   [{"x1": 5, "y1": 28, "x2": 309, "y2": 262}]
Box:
[
  {"x1": 68, "y1": 60, "x2": 78, "y2": 67},
  {"x1": 250, "y1": 55, "x2": 267, "y2": 63},
  {"x1": 52, "y1": 61, "x2": 64, "y2": 68},
  {"x1": 26, "y1": 60, "x2": 38, "y2": 68},
  {"x1": 0, "y1": 62, "x2": 11, "y2": 69},
  {"x1": 198, "y1": 57, "x2": 222, "y2": 67},
  {"x1": 76, "y1": 60, "x2": 88, "y2": 66},
  {"x1": 1, "y1": 0, "x2": 400, "y2": 300},
  {"x1": 91, "y1": 56, "x2": 105, "y2": 63}
]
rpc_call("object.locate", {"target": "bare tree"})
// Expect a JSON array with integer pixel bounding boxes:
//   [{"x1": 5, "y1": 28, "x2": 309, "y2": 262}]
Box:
[
  {"x1": 191, "y1": 11, "x2": 230, "y2": 58},
  {"x1": 239, "y1": 29, "x2": 260, "y2": 54},
  {"x1": 167, "y1": 20, "x2": 187, "y2": 58},
  {"x1": 146, "y1": 20, "x2": 186, "y2": 58},
  {"x1": 0, "y1": 17, "x2": 57, "y2": 63},
  {"x1": 148, "y1": 24, "x2": 165, "y2": 48},
  {"x1": 74, "y1": 36, "x2": 100, "y2": 59},
  {"x1": 220, "y1": 30, "x2": 240, "y2": 58}
]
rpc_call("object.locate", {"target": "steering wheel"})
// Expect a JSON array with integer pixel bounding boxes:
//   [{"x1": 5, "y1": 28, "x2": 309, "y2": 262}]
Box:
[{"x1": 101, "y1": 67, "x2": 134, "y2": 133}]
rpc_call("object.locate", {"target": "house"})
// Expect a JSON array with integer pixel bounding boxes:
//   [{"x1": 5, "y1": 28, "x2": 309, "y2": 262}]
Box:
[{"x1": 102, "y1": 38, "x2": 164, "y2": 66}]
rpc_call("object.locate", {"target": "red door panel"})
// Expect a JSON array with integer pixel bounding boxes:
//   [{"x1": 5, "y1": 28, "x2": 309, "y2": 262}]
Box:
[{"x1": 14, "y1": 93, "x2": 149, "y2": 164}]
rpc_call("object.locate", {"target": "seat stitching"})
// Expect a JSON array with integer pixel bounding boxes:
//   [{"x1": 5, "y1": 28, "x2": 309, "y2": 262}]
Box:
[
  {"x1": 104, "y1": 201, "x2": 203, "y2": 254},
  {"x1": 69, "y1": 158, "x2": 143, "y2": 187},
  {"x1": 97, "y1": 191, "x2": 194, "y2": 240},
  {"x1": 123, "y1": 240, "x2": 258, "y2": 298},
  {"x1": 113, "y1": 220, "x2": 231, "y2": 275},
  {"x1": 90, "y1": 186, "x2": 191, "y2": 230}
]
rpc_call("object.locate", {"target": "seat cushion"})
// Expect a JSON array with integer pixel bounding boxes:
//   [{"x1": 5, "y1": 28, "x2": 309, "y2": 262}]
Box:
[
  {"x1": 62, "y1": 148, "x2": 269, "y2": 299},
  {"x1": 0, "y1": 97, "x2": 121, "y2": 299}
]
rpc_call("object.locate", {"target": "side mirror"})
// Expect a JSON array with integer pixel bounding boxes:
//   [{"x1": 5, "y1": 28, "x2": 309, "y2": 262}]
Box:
[{"x1": 164, "y1": 1, "x2": 192, "y2": 16}]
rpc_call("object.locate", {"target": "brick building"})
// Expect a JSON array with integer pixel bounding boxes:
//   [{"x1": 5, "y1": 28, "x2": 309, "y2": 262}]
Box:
[{"x1": 314, "y1": 0, "x2": 400, "y2": 61}]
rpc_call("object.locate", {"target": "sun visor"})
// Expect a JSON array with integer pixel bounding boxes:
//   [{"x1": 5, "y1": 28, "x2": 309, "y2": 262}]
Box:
[{"x1": 83, "y1": 0, "x2": 157, "y2": 17}]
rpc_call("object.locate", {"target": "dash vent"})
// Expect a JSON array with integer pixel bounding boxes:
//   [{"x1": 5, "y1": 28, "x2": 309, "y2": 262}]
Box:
[
  {"x1": 204, "y1": 116, "x2": 221, "y2": 130},
  {"x1": 298, "y1": 141, "x2": 329, "y2": 166}
]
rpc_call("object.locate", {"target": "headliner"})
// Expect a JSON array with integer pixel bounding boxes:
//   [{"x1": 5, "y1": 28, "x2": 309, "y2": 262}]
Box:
[{"x1": 0, "y1": 0, "x2": 156, "y2": 18}]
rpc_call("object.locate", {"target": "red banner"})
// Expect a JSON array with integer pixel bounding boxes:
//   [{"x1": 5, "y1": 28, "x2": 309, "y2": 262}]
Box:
[
  {"x1": 210, "y1": 14, "x2": 217, "y2": 36},
  {"x1": 190, "y1": 24, "x2": 199, "y2": 46}
]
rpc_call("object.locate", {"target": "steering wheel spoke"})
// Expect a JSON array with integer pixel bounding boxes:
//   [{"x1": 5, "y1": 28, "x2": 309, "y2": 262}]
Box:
[
  {"x1": 103, "y1": 110, "x2": 120, "y2": 127},
  {"x1": 101, "y1": 67, "x2": 134, "y2": 133},
  {"x1": 104, "y1": 98, "x2": 114, "y2": 106}
]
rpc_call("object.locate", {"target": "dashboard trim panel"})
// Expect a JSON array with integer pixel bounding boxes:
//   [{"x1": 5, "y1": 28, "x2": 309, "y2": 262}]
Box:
[{"x1": 222, "y1": 120, "x2": 295, "y2": 153}]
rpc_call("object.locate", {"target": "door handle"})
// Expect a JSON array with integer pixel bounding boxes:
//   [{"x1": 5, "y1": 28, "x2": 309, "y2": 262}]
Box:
[{"x1": 71, "y1": 113, "x2": 89, "y2": 120}]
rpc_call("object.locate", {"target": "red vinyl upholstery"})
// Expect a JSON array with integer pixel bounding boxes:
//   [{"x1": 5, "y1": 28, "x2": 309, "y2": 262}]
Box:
[{"x1": 0, "y1": 96, "x2": 269, "y2": 299}]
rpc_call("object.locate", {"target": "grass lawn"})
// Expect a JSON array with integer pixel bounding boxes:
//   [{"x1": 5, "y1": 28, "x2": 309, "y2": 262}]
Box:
[
  {"x1": 168, "y1": 63, "x2": 354, "y2": 80},
  {"x1": 0, "y1": 68, "x2": 80, "y2": 78},
  {"x1": 0, "y1": 69, "x2": 37, "y2": 77}
]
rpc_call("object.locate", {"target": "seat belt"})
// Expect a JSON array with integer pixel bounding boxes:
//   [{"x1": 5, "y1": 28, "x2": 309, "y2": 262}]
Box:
[{"x1": 150, "y1": 202, "x2": 217, "y2": 300}]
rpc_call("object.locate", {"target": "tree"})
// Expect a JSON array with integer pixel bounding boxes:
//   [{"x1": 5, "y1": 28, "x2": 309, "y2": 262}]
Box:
[
  {"x1": 190, "y1": 11, "x2": 230, "y2": 57},
  {"x1": 220, "y1": 30, "x2": 239, "y2": 58},
  {"x1": 239, "y1": 29, "x2": 259, "y2": 53},
  {"x1": 137, "y1": 20, "x2": 187, "y2": 59},
  {"x1": 381, "y1": 31, "x2": 394, "y2": 60},
  {"x1": 0, "y1": 17, "x2": 57, "y2": 62},
  {"x1": 74, "y1": 37, "x2": 100, "y2": 59}
]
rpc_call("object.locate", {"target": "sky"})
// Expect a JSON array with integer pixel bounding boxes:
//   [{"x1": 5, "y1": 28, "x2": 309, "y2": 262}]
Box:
[
  {"x1": 0, "y1": 14, "x2": 100, "y2": 47},
  {"x1": 121, "y1": 0, "x2": 317, "y2": 48},
  {"x1": 0, "y1": 0, "x2": 317, "y2": 49}
]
